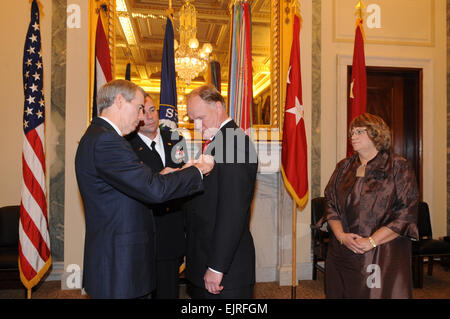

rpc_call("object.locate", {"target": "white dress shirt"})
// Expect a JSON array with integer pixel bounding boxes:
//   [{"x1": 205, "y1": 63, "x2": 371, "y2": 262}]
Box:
[
  {"x1": 138, "y1": 129, "x2": 166, "y2": 166},
  {"x1": 218, "y1": 117, "x2": 232, "y2": 131},
  {"x1": 209, "y1": 117, "x2": 232, "y2": 142}
]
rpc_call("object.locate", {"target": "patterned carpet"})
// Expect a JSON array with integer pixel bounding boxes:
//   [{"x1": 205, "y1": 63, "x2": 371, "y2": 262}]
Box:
[{"x1": 1, "y1": 263, "x2": 449, "y2": 299}]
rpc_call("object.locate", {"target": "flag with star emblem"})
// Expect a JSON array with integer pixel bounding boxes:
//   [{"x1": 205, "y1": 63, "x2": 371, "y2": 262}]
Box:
[
  {"x1": 281, "y1": 13, "x2": 308, "y2": 209},
  {"x1": 347, "y1": 17, "x2": 367, "y2": 156},
  {"x1": 19, "y1": 0, "x2": 52, "y2": 292}
]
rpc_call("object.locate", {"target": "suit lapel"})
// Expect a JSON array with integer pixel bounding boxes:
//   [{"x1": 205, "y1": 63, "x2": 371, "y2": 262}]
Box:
[
  {"x1": 129, "y1": 134, "x2": 164, "y2": 172},
  {"x1": 161, "y1": 130, "x2": 175, "y2": 167},
  {"x1": 161, "y1": 130, "x2": 187, "y2": 168},
  {"x1": 206, "y1": 119, "x2": 238, "y2": 157}
]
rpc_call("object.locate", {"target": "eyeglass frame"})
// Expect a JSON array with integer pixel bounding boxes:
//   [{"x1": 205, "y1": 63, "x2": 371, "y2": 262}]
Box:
[{"x1": 349, "y1": 128, "x2": 368, "y2": 138}]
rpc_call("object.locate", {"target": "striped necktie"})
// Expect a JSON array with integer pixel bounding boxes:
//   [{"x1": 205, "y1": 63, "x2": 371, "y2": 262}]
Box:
[{"x1": 202, "y1": 139, "x2": 211, "y2": 154}]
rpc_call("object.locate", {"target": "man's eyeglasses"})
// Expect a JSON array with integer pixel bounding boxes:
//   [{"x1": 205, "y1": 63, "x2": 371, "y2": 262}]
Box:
[{"x1": 349, "y1": 128, "x2": 367, "y2": 137}]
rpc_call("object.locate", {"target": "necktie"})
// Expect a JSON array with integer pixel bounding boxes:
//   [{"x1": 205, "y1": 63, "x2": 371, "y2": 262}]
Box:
[
  {"x1": 202, "y1": 139, "x2": 211, "y2": 154},
  {"x1": 151, "y1": 140, "x2": 164, "y2": 170}
]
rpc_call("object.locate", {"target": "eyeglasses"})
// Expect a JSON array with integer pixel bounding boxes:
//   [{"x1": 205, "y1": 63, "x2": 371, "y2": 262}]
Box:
[{"x1": 349, "y1": 128, "x2": 367, "y2": 137}]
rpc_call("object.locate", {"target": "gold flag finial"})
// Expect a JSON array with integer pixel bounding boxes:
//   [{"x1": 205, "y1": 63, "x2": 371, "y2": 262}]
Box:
[
  {"x1": 291, "y1": 0, "x2": 302, "y2": 27},
  {"x1": 166, "y1": 0, "x2": 174, "y2": 20},
  {"x1": 291, "y1": 0, "x2": 301, "y2": 12},
  {"x1": 354, "y1": 0, "x2": 366, "y2": 40},
  {"x1": 355, "y1": 0, "x2": 366, "y2": 19}
]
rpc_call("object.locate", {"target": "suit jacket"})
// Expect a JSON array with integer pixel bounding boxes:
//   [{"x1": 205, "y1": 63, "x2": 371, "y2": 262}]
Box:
[
  {"x1": 184, "y1": 120, "x2": 258, "y2": 289},
  {"x1": 75, "y1": 117, "x2": 203, "y2": 299},
  {"x1": 127, "y1": 129, "x2": 188, "y2": 260}
]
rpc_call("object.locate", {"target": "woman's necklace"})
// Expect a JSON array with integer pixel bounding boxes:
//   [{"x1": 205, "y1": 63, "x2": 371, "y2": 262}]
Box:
[
  {"x1": 356, "y1": 162, "x2": 367, "y2": 177},
  {"x1": 356, "y1": 151, "x2": 377, "y2": 177}
]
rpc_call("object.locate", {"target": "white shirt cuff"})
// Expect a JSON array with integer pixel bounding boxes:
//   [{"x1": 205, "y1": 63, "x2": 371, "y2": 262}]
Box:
[{"x1": 208, "y1": 267, "x2": 222, "y2": 274}]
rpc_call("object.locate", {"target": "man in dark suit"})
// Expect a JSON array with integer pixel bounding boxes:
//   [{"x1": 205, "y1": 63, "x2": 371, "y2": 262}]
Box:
[
  {"x1": 127, "y1": 94, "x2": 187, "y2": 298},
  {"x1": 75, "y1": 80, "x2": 213, "y2": 299},
  {"x1": 184, "y1": 85, "x2": 258, "y2": 299}
]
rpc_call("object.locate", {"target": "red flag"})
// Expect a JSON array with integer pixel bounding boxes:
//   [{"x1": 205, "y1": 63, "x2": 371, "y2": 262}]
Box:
[
  {"x1": 347, "y1": 18, "x2": 367, "y2": 156},
  {"x1": 93, "y1": 14, "x2": 112, "y2": 118},
  {"x1": 19, "y1": 0, "x2": 52, "y2": 291},
  {"x1": 281, "y1": 14, "x2": 308, "y2": 209}
]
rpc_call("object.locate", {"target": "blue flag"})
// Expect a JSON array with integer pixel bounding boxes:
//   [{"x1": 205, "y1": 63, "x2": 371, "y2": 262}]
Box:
[
  {"x1": 125, "y1": 62, "x2": 131, "y2": 80},
  {"x1": 23, "y1": 0, "x2": 46, "y2": 136},
  {"x1": 159, "y1": 16, "x2": 177, "y2": 130}
]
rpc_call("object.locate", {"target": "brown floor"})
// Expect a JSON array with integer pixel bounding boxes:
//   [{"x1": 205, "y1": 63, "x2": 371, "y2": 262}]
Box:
[{"x1": 1, "y1": 263, "x2": 449, "y2": 299}]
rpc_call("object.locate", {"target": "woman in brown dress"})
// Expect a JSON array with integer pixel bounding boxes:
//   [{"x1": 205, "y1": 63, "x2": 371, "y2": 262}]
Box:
[{"x1": 324, "y1": 113, "x2": 419, "y2": 298}]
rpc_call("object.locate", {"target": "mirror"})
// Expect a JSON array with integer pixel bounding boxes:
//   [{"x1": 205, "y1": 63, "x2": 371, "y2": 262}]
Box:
[{"x1": 107, "y1": 0, "x2": 280, "y2": 130}]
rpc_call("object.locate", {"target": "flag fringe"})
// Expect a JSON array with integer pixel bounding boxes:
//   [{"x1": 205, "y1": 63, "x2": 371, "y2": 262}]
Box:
[
  {"x1": 19, "y1": 255, "x2": 52, "y2": 290},
  {"x1": 281, "y1": 165, "x2": 308, "y2": 210}
]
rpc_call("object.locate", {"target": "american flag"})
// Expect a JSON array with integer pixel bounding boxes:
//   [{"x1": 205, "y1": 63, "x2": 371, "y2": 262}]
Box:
[{"x1": 19, "y1": 0, "x2": 52, "y2": 291}]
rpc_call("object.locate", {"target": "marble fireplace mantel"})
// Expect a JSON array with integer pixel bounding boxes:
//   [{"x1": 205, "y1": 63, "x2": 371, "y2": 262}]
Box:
[
  {"x1": 182, "y1": 139, "x2": 313, "y2": 285},
  {"x1": 252, "y1": 141, "x2": 313, "y2": 285}
]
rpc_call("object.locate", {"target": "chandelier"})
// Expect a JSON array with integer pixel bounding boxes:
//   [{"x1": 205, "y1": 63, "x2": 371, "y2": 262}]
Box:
[{"x1": 174, "y1": 0, "x2": 212, "y2": 85}]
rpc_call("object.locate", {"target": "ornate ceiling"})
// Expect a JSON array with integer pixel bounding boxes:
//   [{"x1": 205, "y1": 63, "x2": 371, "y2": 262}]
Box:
[{"x1": 115, "y1": 0, "x2": 270, "y2": 96}]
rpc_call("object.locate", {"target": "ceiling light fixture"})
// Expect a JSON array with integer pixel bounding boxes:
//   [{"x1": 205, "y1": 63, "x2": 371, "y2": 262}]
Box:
[{"x1": 174, "y1": 0, "x2": 212, "y2": 85}]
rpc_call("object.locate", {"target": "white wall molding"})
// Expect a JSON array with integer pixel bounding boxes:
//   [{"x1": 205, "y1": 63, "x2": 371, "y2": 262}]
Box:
[{"x1": 45, "y1": 261, "x2": 64, "y2": 282}]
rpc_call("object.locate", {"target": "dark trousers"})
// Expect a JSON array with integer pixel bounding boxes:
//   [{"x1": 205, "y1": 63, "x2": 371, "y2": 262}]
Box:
[
  {"x1": 188, "y1": 283, "x2": 254, "y2": 299},
  {"x1": 154, "y1": 259, "x2": 180, "y2": 299}
]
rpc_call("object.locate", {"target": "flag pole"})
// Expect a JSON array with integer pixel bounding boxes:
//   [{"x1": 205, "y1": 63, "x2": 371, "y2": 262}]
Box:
[
  {"x1": 290, "y1": 0, "x2": 302, "y2": 300},
  {"x1": 27, "y1": 288, "x2": 31, "y2": 299},
  {"x1": 355, "y1": 0, "x2": 365, "y2": 20},
  {"x1": 292, "y1": 200, "x2": 297, "y2": 299}
]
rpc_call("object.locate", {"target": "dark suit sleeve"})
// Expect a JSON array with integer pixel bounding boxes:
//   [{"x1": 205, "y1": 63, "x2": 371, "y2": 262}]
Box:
[
  {"x1": 323, "y1": 161, "x2": 344, "y2": 223},
  {"x1": 207, "y1": 143, "x2": 257, "y2": 273},
  {"x1": 94, "y1": 131, "x2": 203, "y2": 204},
  {"x1": 178, "y1": 136, "x2": 190, "y2": 164},
  {"x1": 166, "y1": 133, "x2": 189, "y2": 168}
]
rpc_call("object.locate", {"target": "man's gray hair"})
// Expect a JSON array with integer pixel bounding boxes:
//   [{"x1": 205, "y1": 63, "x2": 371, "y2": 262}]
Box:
[
  {"x1": 97, "y1": 79, "x2": 146, "y2": 114},
  {"x1": 187, "y1": 84, "x2": 226, "y2": 109}
]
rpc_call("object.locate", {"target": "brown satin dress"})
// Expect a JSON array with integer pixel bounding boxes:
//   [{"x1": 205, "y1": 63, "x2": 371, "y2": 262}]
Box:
[{"x1": 324, "y1": 151, "x2": 419, "y2": 298}]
